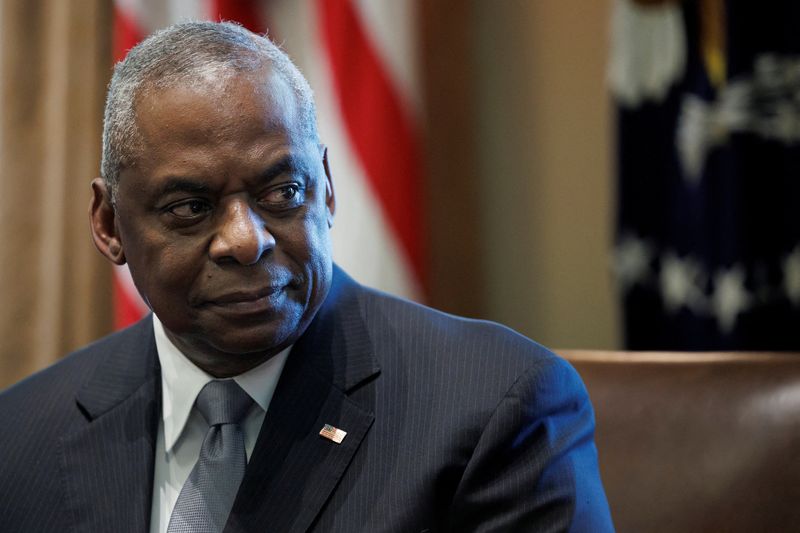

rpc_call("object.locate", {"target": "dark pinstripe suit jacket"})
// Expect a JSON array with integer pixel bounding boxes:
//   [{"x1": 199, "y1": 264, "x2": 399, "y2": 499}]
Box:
[{"x1": 0, "y1": 266, "x2": 613, "y2": 532}]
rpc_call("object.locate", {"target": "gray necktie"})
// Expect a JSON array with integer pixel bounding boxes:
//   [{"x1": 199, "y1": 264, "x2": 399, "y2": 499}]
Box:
[{"x1": 167, "y1": 380, "x2": 254, "y2": 533}]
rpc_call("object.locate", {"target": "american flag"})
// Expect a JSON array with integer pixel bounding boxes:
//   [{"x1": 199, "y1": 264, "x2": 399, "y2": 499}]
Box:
[{"x1": 319, "y1": 424, "x2": 347, "y2": 444}]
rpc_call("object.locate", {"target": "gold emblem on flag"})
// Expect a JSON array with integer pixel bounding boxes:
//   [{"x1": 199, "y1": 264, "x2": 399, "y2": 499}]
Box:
[{"x1": 319, "y1": 424, "x2": 347, "y2": 444}]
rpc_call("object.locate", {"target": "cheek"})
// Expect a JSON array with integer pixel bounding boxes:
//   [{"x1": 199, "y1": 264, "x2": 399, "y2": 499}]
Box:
[
  {"x1": 276, "y1": 212, "x2": 331, "y2": 297},
  {"x1": 296, "y1": 211, "x2": 332, "y2": 266},
  {"x1": 299, "y1": 213, "x2": 334, "y2": 297},
  {"x1": 127, "y1": 238, "x2": 207, "y2": 303}
]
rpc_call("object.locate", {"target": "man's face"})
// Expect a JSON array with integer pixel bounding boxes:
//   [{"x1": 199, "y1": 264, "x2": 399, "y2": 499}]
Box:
[{"x1": 94, "y1": 67, "x2": 335, "y2": 375}]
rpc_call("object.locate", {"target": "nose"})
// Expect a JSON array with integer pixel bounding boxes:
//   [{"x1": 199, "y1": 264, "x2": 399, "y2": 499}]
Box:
[{"x1": 209, "y1": 198, "x2": 274, "y2": 265}]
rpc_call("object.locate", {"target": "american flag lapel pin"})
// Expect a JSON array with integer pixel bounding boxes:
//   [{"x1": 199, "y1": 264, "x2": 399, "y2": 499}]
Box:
[{"x1": 319, "y1": 424, "x2": 347, "y2": 444}]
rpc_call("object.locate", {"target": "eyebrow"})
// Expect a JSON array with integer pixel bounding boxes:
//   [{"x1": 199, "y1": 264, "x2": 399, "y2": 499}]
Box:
[
  {"x1": 259, "y1": 156, "x2": 301, "y2": 183},
  {"x1": 154, "y1": 155, "x2": 306, "y2": 198},
  {"x1": 156, "y1": 178, "x2": 211, "y2": 197}
]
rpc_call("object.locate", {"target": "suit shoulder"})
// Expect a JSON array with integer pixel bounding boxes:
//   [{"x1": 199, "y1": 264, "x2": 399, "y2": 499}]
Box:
[
  {"x1": 357, "y1": 286, "x2": 563, "y2": 377},
  {"x1": 0, "y1": 316, "x2": 152, "y2": 411}
]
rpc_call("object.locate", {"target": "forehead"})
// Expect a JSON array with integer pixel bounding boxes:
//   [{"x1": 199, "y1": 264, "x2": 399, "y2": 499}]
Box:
[
  {"x1": 118, "y1": 67, "x2": 316, "y2": 193},
  {"x1": 134, "y1": 66, "x2": 302, "y2": 149}
]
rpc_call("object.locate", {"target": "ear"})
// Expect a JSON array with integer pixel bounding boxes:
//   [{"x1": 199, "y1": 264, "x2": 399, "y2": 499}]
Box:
[
  {"x1": 89, "y1": 178, "x2": 126, "y2": 265},
  {"x1": 321, "y1": 146, "x2": 336, "y2": 228}
]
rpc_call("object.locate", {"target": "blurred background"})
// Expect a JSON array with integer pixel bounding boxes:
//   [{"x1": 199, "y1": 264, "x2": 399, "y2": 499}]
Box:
[{"x1": 2, "y1": 0, "x2": 799, "y2": 388}]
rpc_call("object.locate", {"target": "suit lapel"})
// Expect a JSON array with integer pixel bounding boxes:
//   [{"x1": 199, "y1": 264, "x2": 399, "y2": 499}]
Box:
[
  {"x1": 60, "y1": 317, "x2": 160, "y2": 533},
  {"x1": 227, "y1": 268, "x2": 380, "y2": 533}
]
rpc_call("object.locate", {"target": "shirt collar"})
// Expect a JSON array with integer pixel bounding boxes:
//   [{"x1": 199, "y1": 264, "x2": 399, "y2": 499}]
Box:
[{"x1": 153, "y1": 313, "x2": 291, "y2": 453}]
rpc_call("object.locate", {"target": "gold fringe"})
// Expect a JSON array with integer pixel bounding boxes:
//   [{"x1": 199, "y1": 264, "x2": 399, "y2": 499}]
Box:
[{"x1": 700, "y1": 0, "x2": 726, "y2": 88}]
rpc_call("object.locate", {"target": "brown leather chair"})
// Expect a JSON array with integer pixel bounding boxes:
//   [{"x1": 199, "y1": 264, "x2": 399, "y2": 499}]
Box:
[{"x1": 560, "y1": 350, "x2": 800, "y2": 533}]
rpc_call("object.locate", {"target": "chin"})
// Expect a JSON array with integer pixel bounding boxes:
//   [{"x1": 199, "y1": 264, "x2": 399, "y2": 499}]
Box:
[
  {"x1": 214, "y1": 334, "x2": 286, "y2": 355},
  {"x1": 209, "y1": 323, "x2": 296, "y2": 356}
]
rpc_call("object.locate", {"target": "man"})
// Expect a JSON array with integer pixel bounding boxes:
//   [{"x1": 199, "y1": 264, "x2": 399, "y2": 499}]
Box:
[{"x1": 0, "y1": 22, "x2": 613, "y2": 532}]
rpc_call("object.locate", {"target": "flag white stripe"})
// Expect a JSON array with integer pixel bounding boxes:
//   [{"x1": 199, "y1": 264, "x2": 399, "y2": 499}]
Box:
[{"x1": 350, "y1": 0, "x2": 421, "y2": 116}]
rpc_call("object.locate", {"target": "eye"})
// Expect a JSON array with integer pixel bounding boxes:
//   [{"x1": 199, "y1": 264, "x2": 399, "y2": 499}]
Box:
[
  {"x1": 167, "y1": 199, "x2": 212, "y2": 219},
  {"x1": 261, "y1": 183, "x2": 304, "y2": 207}
]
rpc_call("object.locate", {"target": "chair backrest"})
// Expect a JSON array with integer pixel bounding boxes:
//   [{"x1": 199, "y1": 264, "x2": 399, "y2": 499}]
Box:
[{"x1": 560, "y1": 350, "x2": 800, "y2": 533}]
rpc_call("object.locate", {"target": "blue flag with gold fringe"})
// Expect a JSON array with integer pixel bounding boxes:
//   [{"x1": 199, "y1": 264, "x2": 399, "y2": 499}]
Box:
[{"x1": 612, "y1": 0, "x2": 800, "y2": 349}]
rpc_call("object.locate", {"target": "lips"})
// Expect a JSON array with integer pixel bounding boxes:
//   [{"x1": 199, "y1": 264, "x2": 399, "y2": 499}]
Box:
[{"x1": 205, "y1": 285, "x2": 285, "y2": 314}]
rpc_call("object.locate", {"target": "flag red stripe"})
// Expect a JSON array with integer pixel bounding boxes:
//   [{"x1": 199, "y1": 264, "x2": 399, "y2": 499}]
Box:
[
  {"x1": 210, "y1": 0, "x2": 267, "y2": 34},
  {"x1": 112, "y1": 275, "x2": 145, "y2": 329},
  {"x1": 112, "y1": 5, "x2": 143, "y2": 63},
  {"x1": 319, "y1": 0, "x2": 427, "y2": 291}
]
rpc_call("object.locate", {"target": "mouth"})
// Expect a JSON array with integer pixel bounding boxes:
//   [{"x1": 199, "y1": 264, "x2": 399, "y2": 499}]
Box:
[{"x1": 205, "y1": 285, "x2": 286, "y2": 314}]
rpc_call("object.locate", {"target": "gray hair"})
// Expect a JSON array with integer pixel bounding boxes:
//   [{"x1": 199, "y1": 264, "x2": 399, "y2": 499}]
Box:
[{"x1": 101, "y1": 21, "x2": 318, "y2": 200}]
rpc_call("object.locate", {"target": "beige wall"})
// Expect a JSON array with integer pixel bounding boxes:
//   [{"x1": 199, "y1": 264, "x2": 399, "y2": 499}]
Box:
[{"x1": 473, "y1": 0, "x2": 620, "y2": 349}]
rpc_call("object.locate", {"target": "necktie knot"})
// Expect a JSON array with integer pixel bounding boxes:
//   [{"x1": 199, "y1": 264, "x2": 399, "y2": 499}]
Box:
[{"x1": 195, "y1": 380, "x2": 253, "y2": 427}]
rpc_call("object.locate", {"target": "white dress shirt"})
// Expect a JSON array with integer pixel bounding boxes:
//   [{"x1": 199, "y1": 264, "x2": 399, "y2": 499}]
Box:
[{"x1": 149, "y1": 314, "x2": 291, "y2": 533}]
